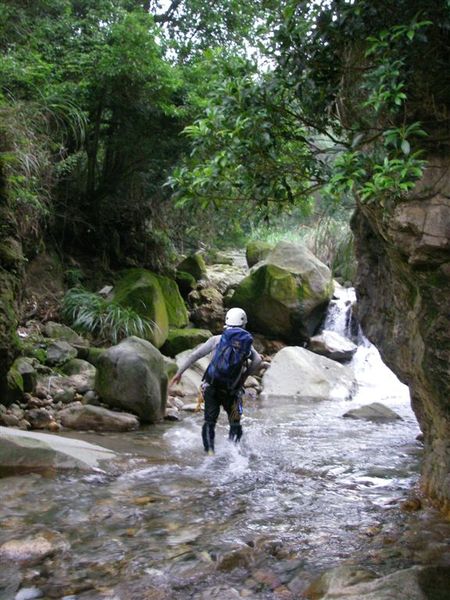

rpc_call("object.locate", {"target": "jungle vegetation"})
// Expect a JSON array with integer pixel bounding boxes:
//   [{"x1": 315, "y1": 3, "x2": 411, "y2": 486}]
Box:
[{"x1": 1, "y1": 0, "x2": 448, "y2": 274}]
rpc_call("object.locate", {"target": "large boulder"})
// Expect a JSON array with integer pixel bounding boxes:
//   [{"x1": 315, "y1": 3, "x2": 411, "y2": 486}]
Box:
[
  {"x1": 113, "y1": 268, "x2": 169, "y2": 348},
  {"x1": 229, "y1": 241, "x2": 334, "y2": 343},
  {"x1": 161, "y1": 327, "x2": 212, "y2": 358},
  {"x1": 261, "y1": 346, "x2": 356, "y2": 402},
  {"x1": 0, "y1": 426, "x2": 116, "y2": 474},
  {"x1": 95, "y1": 336, "x2": 168, "y2": 423},
  {"x1": 155, "y1": 274, "x2": 189, "y2": 328}
]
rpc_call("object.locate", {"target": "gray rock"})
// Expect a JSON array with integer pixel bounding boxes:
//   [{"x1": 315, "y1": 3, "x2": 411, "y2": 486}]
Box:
[
  {"x1": 261, "y1": 346, "x2": 356, "y2": 402},
  {"x1": 164, "y1": 407, "x2": 181, "y2": 421},
  {"x1": 46, "y1": 341, "x2": 77, "y2": 366},
  {"x1": 53, "y1": 387, "x2": 76, "y2": 404},
  {"x1": 59, "y1": 404, "x2": 139, "y2": 432},
  {"x1": 95, "y1": 336, "x2": 168, "y2": 423},
  {"x1": 304, "y1": 564, "x2": 441, "y2": 599},
  {"x1": 12, "y1": 357, "x2": 37, "y2": 393},
  {"x1": 43, "y1": 321, "x2": 88, "y2": 347},
  {"x1": 309, "y1": 330, "x2": 357, "y2": 362},
  {"x1": 24, "y1": 408, "x2": 55, "y2": 430},
  {"x1": 61, "y1": 358, "x2": 96, "y2": 377},
  {"x1": 343, "y1": 402, "x2": 403, "y2": 421},
  {"x1": 0, "y1": 531, "x2": 69, "y2": 566},
  {"x1": 0, "y1": 425, "x2": 116, "y2": 473}
]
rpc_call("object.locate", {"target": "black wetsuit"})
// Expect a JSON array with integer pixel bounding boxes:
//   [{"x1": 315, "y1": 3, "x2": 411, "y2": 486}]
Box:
[{"x1": 202, "y1": 380, "x2": 243, "y2": 452}]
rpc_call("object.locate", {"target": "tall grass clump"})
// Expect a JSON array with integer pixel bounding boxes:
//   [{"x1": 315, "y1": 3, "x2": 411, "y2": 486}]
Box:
[{"x1": 62, "y1": 289, "x2": 156, "y2": 344}]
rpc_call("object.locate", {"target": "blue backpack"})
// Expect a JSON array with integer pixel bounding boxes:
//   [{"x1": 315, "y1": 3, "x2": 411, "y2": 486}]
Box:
[{"x1": 205, "y1": 327, "x2": 253, "y2": 389}]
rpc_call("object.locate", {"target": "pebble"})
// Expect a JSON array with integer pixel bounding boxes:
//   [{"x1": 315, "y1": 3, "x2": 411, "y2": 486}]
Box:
[{"x1": 15, "y1": 588, "x2": 43, "y2": 600}]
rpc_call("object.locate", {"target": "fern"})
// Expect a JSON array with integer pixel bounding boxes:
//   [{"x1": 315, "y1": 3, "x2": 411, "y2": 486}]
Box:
[{"x1": 62, "y1": 289, "x2": 156, "y2": 344}]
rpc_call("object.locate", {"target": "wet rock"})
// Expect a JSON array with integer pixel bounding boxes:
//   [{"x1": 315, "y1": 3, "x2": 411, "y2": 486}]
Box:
[
  {"x1": 253, "y1": 568, "x2": 282, "y2": 590},
  {"x1": 304, "y1": 564, "x2": 450, "y2": 599},
  {"x1": 0, "y1": 531, "x2": 69, "y2": 565},
  {"x1": 193, "y1": 585, "x2": 243, "y2": 599},
  {"x1": 216, "y1": 546, "x2": 253, "y2": 571},
  {"x1": 59, "y1": 404, "x2": 139, "y2": 432},
  {"x1": 43, "y1": 321, "x2": 88, "y2": 347},
  {"x1": 164, "y1": 407, "x2": 181, "y2": 421},
  {"x1": 24, "y1": 408, "x2": 55, "y2": 430},
  {"x1": 343, "y1": 402, "x2": 402, "y2": 421},
  {"x1": 15, "y1": 587, "x2": 43, "y2": 600},
  {"x1": 261, "y1": 347, "x2": 356, "y2": 401},
  {"x1": 0, "y1": 425, "x2": 116, "y2": 473},
  {"x1": 308, "y1": 330, "x2": 357, "y2": 362},
  {"x1": 400, "y1": 497, "x2": 422, "y2": 512}
]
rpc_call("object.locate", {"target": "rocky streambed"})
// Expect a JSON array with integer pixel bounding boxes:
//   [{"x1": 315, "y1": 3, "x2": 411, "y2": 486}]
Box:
[{"x1": 1, "y1": 336, "x2": 450, "y2": 599}]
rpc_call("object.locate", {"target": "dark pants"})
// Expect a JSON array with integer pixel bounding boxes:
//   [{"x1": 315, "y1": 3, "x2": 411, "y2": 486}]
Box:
[{"x1": 202, "y1": 384, "x2": 242, "y2": 452}]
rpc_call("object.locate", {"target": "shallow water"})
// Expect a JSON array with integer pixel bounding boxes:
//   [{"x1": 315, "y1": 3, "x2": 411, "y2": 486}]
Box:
[{"x1": 1, "y1": 291, "x2": 449, "y2": 599}]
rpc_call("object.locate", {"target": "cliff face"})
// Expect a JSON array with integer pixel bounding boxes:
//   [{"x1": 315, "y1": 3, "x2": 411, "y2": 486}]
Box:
[{"x1": 352, "y1": 156, "x2": 450, "y2": 511}]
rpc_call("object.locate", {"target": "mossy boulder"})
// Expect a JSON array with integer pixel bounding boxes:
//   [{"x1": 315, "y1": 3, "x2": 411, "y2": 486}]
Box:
[
  {"x1": 175, "y1": 270, "x2": 196, "y2": 299},
  {"x1": 177, "y1": 253, "x2": 207, "y2": 281},
  {"x1": 246, "y1": 240, "x2": 273, "y2": 268},
  {"x1": 229, "y1": 241, "x2": 333, "y2": 342},
  {"x1": 43, "y1": 322, "x2": 89, "y2": 347},
  {"x1": 155, "y1": 275, "x2": 189, "y2": 328},
  {"x1": 113, "y1": 269, "x2": 169, "y2": 348},
  {"x1": 161, "y1": 327, "x2": 212, "y2": 357},
  {"x1": 95, "y1": 336, "x2": 167, "y2": 423},
  {"x1": 12, "y1": 357, "x2": 37, "y2": 394}
]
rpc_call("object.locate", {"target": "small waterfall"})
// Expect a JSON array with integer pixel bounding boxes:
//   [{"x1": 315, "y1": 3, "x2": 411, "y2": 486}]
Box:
[
  {"x1": 323, "y1": 284, "x2": 411, "y2": 404},
  {"x1": 323, "y1": 286, "x2": 364, "y2": 344}
]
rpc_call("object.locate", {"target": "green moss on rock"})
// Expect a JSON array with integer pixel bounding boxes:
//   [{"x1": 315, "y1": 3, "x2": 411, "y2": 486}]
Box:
[
  {"x1": 177, "y1": 253, "x2": 207, "y2": 281},
  {"x1": 155, "y1": 275, "x2": 189, "y2": 328},
  {"x1": 113, "y1": 269, "x2": 169, "y2": 348},
  {"x1": 175, "y1": 270, "x2": 196, "y2": 298},
  {"x1": 246, "y1": 240, "x2": 273, "y2": 268},
  {"x1": 161, "y1": 327, "x2": 212, "y2": 357}
]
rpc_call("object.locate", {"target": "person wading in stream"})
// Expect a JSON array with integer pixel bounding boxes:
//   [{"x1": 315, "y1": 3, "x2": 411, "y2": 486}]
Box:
[{"x1": 170, "y1": 308, "x2": 262, "y2": 455}]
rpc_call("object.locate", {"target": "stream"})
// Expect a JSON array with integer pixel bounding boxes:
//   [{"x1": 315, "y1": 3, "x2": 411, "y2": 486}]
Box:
[{"x1": 1, "y1": 289, "x2": 450, "y2": 599}]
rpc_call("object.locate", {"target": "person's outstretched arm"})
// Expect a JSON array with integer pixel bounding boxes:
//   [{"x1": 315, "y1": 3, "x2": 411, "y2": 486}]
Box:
[{"x1": 170, "y1": 336, "x2": 219, "y2": 385}]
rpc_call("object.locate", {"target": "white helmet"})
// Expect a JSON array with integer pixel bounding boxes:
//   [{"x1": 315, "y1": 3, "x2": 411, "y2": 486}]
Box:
[{"x1": 225, "y1": 307, "x2": 247, "y2": 327}]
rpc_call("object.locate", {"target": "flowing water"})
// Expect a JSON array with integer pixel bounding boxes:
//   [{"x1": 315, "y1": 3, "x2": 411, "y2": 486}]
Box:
[{"x1": 1, "y1": 289, "x2": 449, "y2": 599}]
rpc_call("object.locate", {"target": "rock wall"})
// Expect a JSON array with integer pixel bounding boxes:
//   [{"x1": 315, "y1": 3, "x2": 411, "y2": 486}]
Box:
[{"x1": 352, "y1": 156, "x2": 450, "y2": 512}]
